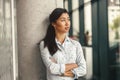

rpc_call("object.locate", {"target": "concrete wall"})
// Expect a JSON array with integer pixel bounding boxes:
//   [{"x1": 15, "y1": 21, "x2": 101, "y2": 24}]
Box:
[{"x1": 16, "y1": 0, "x2": 63, "y2": 80}]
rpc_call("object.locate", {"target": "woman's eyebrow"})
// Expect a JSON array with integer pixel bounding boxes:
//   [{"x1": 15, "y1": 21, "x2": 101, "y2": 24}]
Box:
[{"x1": 60, "y1": 17, "x2": 70, "y2": 19}]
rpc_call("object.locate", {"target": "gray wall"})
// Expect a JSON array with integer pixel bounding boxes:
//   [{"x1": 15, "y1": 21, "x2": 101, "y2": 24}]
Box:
[{"x1": 16, "y1": 0, "x2": 63, "y2": 80}]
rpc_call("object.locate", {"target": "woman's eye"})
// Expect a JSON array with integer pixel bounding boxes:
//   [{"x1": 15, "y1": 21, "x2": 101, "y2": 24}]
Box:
[
  {"x1": 60, "y1": 18, "x2": 70, "y2": 22},
  {"x1": 61, "y1": 19, "x2": 65, "y2": 21}
]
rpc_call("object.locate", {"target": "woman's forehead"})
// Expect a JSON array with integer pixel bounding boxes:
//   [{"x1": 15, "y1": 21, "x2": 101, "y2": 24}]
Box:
[{"x1": 59, "y1": 13, "x2": 69, "y2": 18}]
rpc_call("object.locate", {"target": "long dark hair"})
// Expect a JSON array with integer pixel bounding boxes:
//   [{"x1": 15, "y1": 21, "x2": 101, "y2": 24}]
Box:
[{"x1": 43, "y1": 8, "x2": 68, "y2": 55}]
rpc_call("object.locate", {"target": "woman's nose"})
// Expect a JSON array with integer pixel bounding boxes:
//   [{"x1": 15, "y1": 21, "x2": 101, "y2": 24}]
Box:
[{"x1": 65, "y1": 20, "x2": 70, "y2": 26}]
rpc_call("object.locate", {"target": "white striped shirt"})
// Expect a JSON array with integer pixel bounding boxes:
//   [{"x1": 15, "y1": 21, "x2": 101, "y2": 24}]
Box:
[{"x1": 39, "y1": 37, "x2": 86, "y2": 80}]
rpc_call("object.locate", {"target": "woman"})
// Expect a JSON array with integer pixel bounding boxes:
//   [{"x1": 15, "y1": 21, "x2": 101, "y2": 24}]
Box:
[{"x1": 39, "y1": 8, "x2": 86, "y2": 80}]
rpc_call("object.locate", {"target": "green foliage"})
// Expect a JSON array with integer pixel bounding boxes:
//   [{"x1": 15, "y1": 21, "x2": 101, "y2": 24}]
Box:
[
  {"x1": 113, "y1": 16, "x2": 120, "y2": 30},
  {"x1": 109, "y1": 15, "x2": 120, "y2": 39}
]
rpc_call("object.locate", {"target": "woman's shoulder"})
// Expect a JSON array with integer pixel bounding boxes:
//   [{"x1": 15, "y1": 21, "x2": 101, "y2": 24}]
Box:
[
  {"x1": 39, "y1": 40, "x2": 44, "y2": 45},
  {"x1": 39, "y1": 40, "x2": 45, "y2": 49},
  {"x1": 69, "y1": 37, "x2": 81, "y2": 46}
]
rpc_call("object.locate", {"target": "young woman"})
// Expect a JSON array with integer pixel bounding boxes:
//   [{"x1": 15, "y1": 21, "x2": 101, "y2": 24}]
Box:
[{"x1": 39, "y1": 8, "x2": 86, "y2": 80}]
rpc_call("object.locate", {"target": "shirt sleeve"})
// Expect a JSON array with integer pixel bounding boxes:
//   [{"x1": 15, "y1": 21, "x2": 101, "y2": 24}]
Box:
[
  {"x1": 39, "y1": 41, "x2": 65, "y2": 75},
  {"x1": 72, "y1": 42, "x2": 87, "y2": 78}
]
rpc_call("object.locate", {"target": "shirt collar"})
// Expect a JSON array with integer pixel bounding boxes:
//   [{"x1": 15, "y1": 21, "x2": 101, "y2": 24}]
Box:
[{"x1": 55, "y1": 36, "x2": 70, "y2": 45}]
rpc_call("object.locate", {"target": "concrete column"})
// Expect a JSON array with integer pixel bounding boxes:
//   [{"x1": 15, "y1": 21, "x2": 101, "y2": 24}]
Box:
[{"x1": 16, "y1": 0, "x2": 63, "y2": 80}]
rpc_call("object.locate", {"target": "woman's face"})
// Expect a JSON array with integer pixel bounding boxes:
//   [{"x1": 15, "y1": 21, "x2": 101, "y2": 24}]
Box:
[{"x1": 52, "y1": 13, "x2": 70, "y2": 34}]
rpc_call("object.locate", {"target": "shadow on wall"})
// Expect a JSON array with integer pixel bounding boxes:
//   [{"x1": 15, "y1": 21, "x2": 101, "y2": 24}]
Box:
[
  {"x1": 35, "y1": 16, "x2": 50, "y2": 80},
  {"x1": 36, "y1": 44, "x2": 47, "y2": 80},
  {"x1": 35, "y1": 17, "x2": 50, "y2": 80}
]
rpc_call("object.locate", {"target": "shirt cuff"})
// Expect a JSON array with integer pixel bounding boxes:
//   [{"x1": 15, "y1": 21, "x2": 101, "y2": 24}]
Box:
[
  {"x1": 72, "y1": 70, "x2": 78, "y2": 79},
  {"x1": 60, "y1": 64, "x2": 65, "y2": 75}
]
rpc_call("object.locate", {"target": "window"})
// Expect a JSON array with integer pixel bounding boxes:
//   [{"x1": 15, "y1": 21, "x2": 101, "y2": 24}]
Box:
[{"x1": 116, "y1": 0, "x2": 120, "y2": 4}]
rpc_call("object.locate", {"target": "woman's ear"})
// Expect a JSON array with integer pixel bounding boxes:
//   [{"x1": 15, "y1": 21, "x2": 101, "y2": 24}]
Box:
[{"x1": 52, "y1": 22, "x2": 56, "y2": 28}]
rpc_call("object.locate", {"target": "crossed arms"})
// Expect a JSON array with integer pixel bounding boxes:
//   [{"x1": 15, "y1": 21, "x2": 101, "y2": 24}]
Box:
[{"x1": 40, "y1": 41, "x2": 86, "y2": 78}]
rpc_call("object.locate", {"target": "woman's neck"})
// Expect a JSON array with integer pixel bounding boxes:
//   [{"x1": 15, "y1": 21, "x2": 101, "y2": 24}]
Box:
[{"x1": 56, "y1": 33, "x2": 66, "y2": 44}]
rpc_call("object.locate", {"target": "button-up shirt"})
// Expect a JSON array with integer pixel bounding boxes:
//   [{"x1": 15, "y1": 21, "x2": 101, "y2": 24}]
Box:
[{"x1": 39, "y1": 37, "x2": 86, "y2": 80}]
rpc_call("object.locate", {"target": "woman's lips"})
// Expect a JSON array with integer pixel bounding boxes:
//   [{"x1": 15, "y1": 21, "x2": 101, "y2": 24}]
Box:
[{"x1": 65, "y1": 27, "x2": 70, "y2": 30}]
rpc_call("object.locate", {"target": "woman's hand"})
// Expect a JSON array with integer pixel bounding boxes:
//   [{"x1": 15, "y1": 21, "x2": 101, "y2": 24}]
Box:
[
  {"x1": 65, "y1": 63, "x2": 78, "y2": 72},
  {"x1": 62, "y1": 63, "x2": 78, "y2": 77},
  {"x1": 63, "y1": 70, "x2": 74, "y2": 77}
]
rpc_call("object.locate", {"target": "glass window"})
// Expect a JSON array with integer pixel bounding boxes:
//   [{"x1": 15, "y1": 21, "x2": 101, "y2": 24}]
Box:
[
  {"x1": 116, "y1": 0, "x2": 120, "y2": 4},
  {"x1": 84, "y1": 0, "x2": 92, "y2": 46},
  {"x1": 71, "y1": 0, "x2": 79, "y2": 41},
  {"x1": 108, "y1": 0, "x2": 120, "y2": 80}
]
